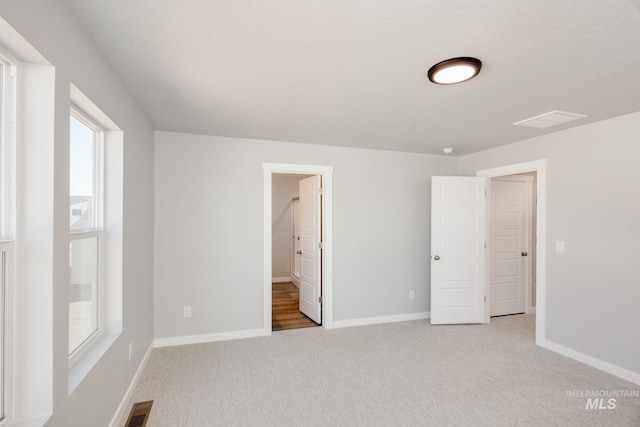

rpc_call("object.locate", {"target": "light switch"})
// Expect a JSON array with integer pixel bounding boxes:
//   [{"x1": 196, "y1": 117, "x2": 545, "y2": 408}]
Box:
[{"x1": 556, "y1": 241, "x2": 565, "y2": 253}]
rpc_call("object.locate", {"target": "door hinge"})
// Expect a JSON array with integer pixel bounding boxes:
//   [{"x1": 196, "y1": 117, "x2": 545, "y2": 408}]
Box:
[
  {"x1": 319, "y1": 296, "x2": 323, "y2": 304},
  {"x1": 319, "y1": 187, "x2": 324, "y2": 195},
  {"x1": 484, "y1": 295, "x2": 486, "y2": 302},
  {"x1": 318, "y1": 241, "x2": 324, "y2": 250},
  {"x1": 484, "y1": 242, "x2": 487, "y2": 249},
  {"x1": 484, "y1": 190, "x2": 487, "y2": 197}
]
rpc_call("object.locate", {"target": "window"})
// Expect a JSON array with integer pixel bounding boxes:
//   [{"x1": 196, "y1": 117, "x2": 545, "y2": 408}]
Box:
[
  {"x1": 0, "y1": 53, "x2": 15, "y2": 423},
  {"x1": 67, "y1": 84, "x2": 123, "y2": 393},
  {"x1": 69, "y1": 109, "x2": 103, "y2": 356}
]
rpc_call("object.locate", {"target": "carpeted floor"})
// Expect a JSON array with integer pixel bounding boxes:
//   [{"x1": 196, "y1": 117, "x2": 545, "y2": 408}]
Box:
[{"x1": 122, "y1": 314, "x2": 640, "y2": 426}]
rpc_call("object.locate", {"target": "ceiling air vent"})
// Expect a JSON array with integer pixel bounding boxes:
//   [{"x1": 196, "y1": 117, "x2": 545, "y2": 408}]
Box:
[{"x1": 513, "y1": 111, "x2": 587, "y2": 129}]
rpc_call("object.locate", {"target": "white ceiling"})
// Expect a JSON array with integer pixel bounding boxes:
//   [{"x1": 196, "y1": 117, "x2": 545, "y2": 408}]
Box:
[{"x1": 60, "y1": 0, "x2": 640, "y2": 155}]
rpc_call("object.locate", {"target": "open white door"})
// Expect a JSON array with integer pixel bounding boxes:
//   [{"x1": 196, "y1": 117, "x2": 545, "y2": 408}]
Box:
[
  {"x1": 431, "y1": 176, "x2": 488, "y2": 324},
  {"x1": 299, "y1": 175, "x2": 322, "y2": 323}
]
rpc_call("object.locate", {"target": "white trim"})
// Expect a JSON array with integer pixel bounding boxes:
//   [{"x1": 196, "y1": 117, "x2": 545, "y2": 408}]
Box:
[
  {"x1": 477, "y1": 160, "x2": 547, "y2": 346},
  {"x1": 5, "y1": 416, "x2": 50, "y2": 427},
  {"x1": 492, "y1": 175, "x2": 534, "y2": 183},
  {"x1": 289, "y1": 199, "x2": 297, "y2": 284},
  {"x1": 541, "y1": 339, "x2": 640, "y2": 386},
  {"x1": 108, "y1": 343, "x2": 153, "y2": 427},
  {"x1": 0, "y1": 243, "x2": 13, "y2": 424},
  {"x1": 477, "y1": 160, "x2": 546, "y2": 178},
  {"x1": 263, "y1": 163, "x2": 334, "y2": 335},
  {"x1": 0, "y1": 49, "x2": 17, "y2": 426},
  {"x1": 153, "y1": 328, "x2": 266, "y2": 348},
  {"x1": 0, "y1": 53, "x2": 16, "y2": 242},
  {"x1": 13, "y1": 59, "x2": 56, "y2": 425},
  {"x1": 527, "y1": 307, "x2": 536, "y2": 314},
  {"x1": 330, "y1": 312, "x2": 430, "y2": 329},
  {"x1": 263, "y1": 169, "x2": 272, "y2": 337},
  {"x1": 271, "y1": 277, "x2": 292, "y2": 283},
  {"x1": 290, "y1": 275, "x2": 300, "y2": 288}
]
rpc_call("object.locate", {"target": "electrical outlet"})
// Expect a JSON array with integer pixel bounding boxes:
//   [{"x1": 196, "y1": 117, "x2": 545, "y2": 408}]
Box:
[
  {"x1": 128, "y1": 341, "x2": 133, "y2": 361},
  {"x1": 184, "y1": 306, "x2": 192, "y2": 318},
  {"x1": 409, "y1": 290, "x2": 415, "y2": 300},
  {"x1": 556, "y1": 241, "x2": 565, "y2": 253}
]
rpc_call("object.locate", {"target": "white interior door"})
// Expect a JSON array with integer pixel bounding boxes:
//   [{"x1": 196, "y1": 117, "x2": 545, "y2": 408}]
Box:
[
  {"x1": 431, "y1": 176, "x2": 488, "y2": 324},
  {"x1": 490, "y1": 178, "x2": 532, "y2": 316},
  {"x1": 299, "y1": 176, "x2": 321, "y2": 323}
]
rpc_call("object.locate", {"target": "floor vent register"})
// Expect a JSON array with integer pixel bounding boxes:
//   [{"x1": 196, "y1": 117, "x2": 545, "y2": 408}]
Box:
[{"x1": 125, "y1": 400, "x2": 153, "y2": 427}]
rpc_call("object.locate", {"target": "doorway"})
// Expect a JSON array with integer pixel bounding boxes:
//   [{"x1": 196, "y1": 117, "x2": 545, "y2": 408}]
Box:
[
  {"x1": 477, "y1": 160, "x2": 547, "y2": 345},
  {"x1": 262, "y1": 163, "x2": 334, "y2": 335},
  {"x1": 271, "y1": 173, "x2": 321, "y2": 331}
]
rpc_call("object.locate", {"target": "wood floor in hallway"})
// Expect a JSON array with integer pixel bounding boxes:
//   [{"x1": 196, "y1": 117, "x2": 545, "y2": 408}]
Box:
[{"x1": 272, "y1": 282, "x2": 319, "y2": 331}]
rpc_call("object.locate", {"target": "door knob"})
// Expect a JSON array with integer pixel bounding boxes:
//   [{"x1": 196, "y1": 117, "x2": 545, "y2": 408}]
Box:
[
  {"x1": 433, "y1": 255, "x2": 440, "y2": 260},
  {"x1": 521, "y1": 251, "x2": 528, "y2": 256}
]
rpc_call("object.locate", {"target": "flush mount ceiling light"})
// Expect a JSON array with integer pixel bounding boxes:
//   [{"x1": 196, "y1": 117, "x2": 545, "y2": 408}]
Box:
[
  {"x1": 442, "y1": 147, "x2": 454, "y2": 154},
  {"x1": 427, "y1": 57, "x2": 482, "y2": 85}
]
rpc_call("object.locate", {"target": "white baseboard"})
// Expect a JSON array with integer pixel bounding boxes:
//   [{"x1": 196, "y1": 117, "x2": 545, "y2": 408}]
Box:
[
  {"x1": 154, "y1": 328, "x2": 267, "y2": 348},
  {"x1": 330, "y1": 312, "x2": 430, "y2": 329},
  {"x1": 109, "y1": 343, "x2": 154, "y2": 427},
  {"x1": 272, "y1": 277, "x2": 292, "y2": 283},
  {"x1": 527, "y1": 307, "x2": 537, "y2": 314},
  {"x1": 541, "y1": 339, "x2": 640, "y2": 386},
  {"x1": 290, "y1": 275, "x2": 300, "y2": 288}
]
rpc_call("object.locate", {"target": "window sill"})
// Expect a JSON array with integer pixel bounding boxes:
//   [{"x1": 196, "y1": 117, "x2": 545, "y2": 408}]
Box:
[
  {"x1": 4, "y1": 415, "x2": 51, "y2": 427},
  {"x1": 68, "y1": 331, "x2": 119, "y2": 394}
]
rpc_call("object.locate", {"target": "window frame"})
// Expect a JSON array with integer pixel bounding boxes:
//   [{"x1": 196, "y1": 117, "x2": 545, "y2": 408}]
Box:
[
  {"x1": 0, "y1": 244, "x2": 12, "y2": 425},
  {"x1": 0, "y1": 51, "x2": 16, "y2": 426},
  {"x1": 68, "y1": 83, "x2": 123, "y2": 395},
  {"x1": 0, "y1": 55, "x2": 16, "y2": 241},
  {"x1": 69, "y1": 106, "x2": 104, "y2": 233},
  {"x1": 68, "y1": 106, "x2": 105, "y2": 361}
]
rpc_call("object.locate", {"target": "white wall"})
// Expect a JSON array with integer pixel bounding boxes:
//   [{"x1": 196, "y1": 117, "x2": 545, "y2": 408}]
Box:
[
  {"x1": 0, "y1": 1, "x2": 155, "y2": 426},
  {"x1": 271, "y1": 174, "x2": 304, "y2": 280},
  {"x1": 154, "y1": 131, "x2": 458, "y2": 338},
  {"x1": 460, "y1": 111, "x2": 640, "y2": 377}
]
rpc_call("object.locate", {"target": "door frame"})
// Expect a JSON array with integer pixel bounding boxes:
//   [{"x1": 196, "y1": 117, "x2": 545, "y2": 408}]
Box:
[
  {"x1": 477, "y1": 160, "x2": 547, "y2": 346},
  {"x1": 263, "y1": 163, "x2": 334, "y2": 335},
  {"x1": 290, "y1": 197, "x2": 300, "y2": 288}
]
